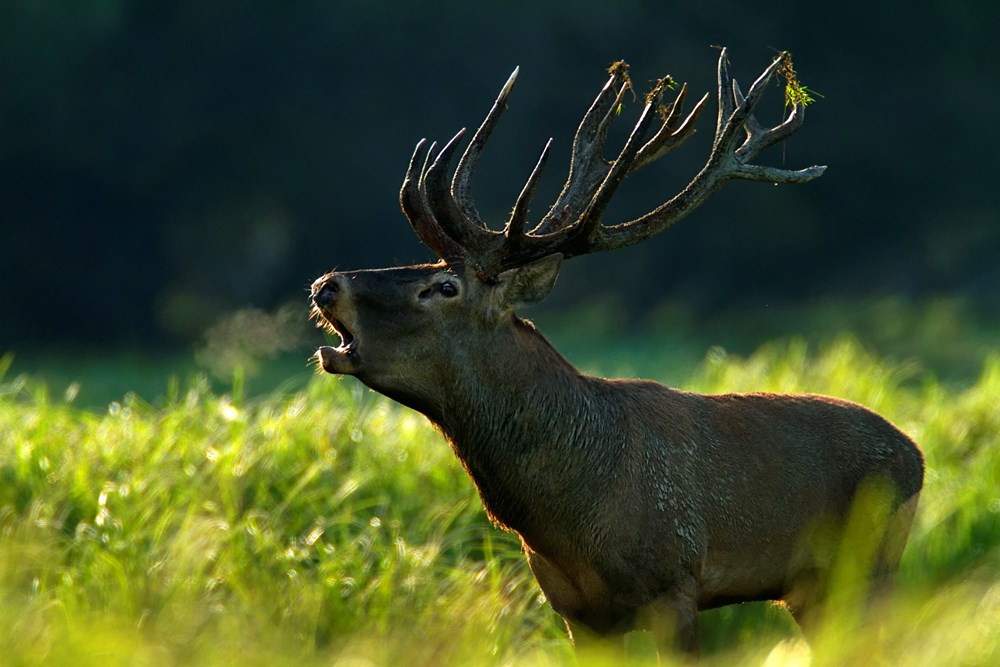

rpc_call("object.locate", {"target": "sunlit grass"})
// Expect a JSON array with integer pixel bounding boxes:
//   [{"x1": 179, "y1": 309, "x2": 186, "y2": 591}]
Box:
[{"x1": 0, "y1": 338, "x2": 998, "y2": 665}]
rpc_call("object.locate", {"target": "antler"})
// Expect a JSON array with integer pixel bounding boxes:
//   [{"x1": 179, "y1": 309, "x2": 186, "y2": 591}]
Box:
[{"x1": 400, "y1": 48, "x2": 826, "y2": 280}]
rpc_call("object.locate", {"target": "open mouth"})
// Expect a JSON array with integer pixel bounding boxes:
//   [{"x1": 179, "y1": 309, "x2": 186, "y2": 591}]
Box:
[
  {"x1": 329, "y1": 318, "x2": 356, "y2": 353},
  {"x1": 318, "y1": 316, "x2": 357, "y2": 356},
  {"x1": 311, "y1": 292, "x2": 360, "y2": 373},
  {"x1": 315, "y1": 316, "x2": 359, "y2": 374}
]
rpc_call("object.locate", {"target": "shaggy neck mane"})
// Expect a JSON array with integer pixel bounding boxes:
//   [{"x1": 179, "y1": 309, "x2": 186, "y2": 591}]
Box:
[{"x1": 430, "y1": 315, "x2": 625, "y2": 537}]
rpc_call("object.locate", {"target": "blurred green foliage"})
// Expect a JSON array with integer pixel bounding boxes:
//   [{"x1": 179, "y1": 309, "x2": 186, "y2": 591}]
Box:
[
  {"x1": 0, "y1": 337, "x2": 998, "y2": 665},
  {"x1": 2, "y1": 1, "x2": 998, "y2": 350},
  {"x1": 6, "y1": 292, "x2": 997, "y2": 420}
]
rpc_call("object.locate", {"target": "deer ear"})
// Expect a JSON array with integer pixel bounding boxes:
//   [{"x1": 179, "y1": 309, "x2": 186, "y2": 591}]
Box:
[{"x1": 496, "y1": 253, "x2": 563, "y2": 310}]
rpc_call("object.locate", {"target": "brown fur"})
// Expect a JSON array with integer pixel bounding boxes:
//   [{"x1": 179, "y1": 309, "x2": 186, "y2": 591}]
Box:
[{"x1": 311, "y1": 262, "x2": 924, "y2": 654}]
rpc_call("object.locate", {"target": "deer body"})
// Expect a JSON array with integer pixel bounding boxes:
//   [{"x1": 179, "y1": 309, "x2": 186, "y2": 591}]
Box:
[
  {"x1": 315, "y1": 265, "x2": 923, "y2": 649},
  {"x1": 311, "y1": 50, "x2": 924, "y2": 654}
]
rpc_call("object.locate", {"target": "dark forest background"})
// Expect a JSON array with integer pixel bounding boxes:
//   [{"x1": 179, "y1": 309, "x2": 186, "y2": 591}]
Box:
[{"x1": 2, "y1": 0, "x2": 996, "y2": 354}]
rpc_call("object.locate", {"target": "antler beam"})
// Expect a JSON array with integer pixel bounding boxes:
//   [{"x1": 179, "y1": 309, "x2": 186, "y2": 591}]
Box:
[{"x1": 400, "y1": 48, "x2": 826, "y2": 280}]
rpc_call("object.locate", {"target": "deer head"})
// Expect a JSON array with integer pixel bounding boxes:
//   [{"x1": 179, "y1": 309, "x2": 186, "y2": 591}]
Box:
[
  {"x1": 311, "y1": 49, "x2": 824, "y2": 407},
  {"x1": 310, "y1": 256, "x2": 561, "y2": 418}
]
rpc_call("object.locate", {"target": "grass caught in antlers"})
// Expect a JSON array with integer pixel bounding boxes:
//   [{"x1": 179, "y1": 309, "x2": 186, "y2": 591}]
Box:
[{"x1": 777, "y1": 50, "x2": 823, "y2": 110}]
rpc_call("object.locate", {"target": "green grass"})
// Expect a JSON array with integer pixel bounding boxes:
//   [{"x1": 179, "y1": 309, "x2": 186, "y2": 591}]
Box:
[{"x1": 1, "y1": 337, "x2": 999, "y2": 665}]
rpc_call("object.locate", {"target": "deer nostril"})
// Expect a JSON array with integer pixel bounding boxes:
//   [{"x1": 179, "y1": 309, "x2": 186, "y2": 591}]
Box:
[{"x1": 314, "y1": 281, "x2": 340, "y2": 308}]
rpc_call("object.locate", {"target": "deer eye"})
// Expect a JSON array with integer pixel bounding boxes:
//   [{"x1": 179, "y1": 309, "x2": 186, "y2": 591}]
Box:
[{"x1": 439, "y1": 281, "x2": 458, "y2": 298}]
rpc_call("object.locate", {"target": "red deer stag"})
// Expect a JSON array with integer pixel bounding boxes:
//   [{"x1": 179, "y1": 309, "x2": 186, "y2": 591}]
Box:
[{"x1": 310, "y1": 49, "x2": 924, "y2": 655}]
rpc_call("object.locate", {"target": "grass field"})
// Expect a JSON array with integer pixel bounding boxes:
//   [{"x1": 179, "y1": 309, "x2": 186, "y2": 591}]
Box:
[{"x1": 2, "y1": 331, "x2": 999, "y2": 665}]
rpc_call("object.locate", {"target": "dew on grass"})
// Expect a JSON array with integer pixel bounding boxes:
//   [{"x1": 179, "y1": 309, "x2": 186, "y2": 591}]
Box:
[
  {"x1": 305, "y1": 526, "x2": 324, "y2": 546},
  {"x1": 220, "y1": 402, "x2": 239, "y2": 421}
]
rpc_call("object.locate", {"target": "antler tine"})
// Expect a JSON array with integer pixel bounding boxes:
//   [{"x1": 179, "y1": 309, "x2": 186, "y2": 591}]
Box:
[
  {"x1": 716, "y1": 48, "x2": 737, "y2": 137},
  {"x1": 416, "y1": 138, "x2": 439, "y2": 199},
  {"x1": 401, "y1": 138, "x2": 430, "y2": 210},
  {"x1": 400, "y1": 139, "x2": 466, "y2": 261},
  {"x1": 535, "y1": 69, "x2": 630, "y2": 234},
  {"x1": 572, "y1": 88, "x2": 664, "y2": 237},
  {"x1": 731, "y1": 79, "x2": 767, "y2": 137},
  {"x1": 423, "y1": 128, "x2": 500, "y2": 255},
  {"x1": 582, "y1": 72, "x2": 631, "y2": 147},
  {"x1": 452, "y1": 67, "x2": 520, "y2": 230},
  {"x1": 714, "y1": 52, "x2": 784, "y2": 154},
  {"x1": 663, "y1": 81, "x2": 689, "y2": 131},
  {"x1": 734, "y1": 78, "x2": 806, "y2": 162},
  {"x1": 400, "y1": 138, "x2": 432, "y2": 234},
  {"x1": 631, "y1": 84, "x2": 710, "y2": 174},
  {"x1": 505, "y1": 138, "x2": 553, "y2": 243}
]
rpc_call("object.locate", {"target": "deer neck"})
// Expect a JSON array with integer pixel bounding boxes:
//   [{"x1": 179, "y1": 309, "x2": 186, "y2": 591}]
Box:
[
  {"x1": 430, "y1": 316, "x2": 621, "y2": 534},
  {"x1": 437, "y1": 316, "x2": 580, "y2": 442}
]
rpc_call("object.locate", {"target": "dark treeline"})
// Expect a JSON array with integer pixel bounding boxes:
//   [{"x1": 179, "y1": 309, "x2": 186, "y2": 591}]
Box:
[{"x1": 2, "y1": 0, "x2": 996, "y2": 349}]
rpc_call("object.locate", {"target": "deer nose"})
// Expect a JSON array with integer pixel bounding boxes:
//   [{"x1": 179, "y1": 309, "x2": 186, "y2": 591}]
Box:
[{"x1": 313, "y1": 278, "x2": 341, "y2": 308}]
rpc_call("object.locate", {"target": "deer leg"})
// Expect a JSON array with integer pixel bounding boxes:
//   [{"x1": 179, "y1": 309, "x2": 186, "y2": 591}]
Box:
[
  {"x1": 871, "y1": 494, "x2": 919, "y2": 595},
  {"x1": 785, "y1": 597, "x2": 821, "y2": 644},
  {"x1": 786, "y1": 493, "x2": 920, "y2": 643},
  {"x1": 644, "y1": 586, "x2": 700, "y2": 659},
  {"x1": 782, "y1": 564, "x2": 825, "y2": 641},
  {"x1": 565, "y1": 621, "x2": 626, "y2": 661},
  {"x1": 861, "y1": 493, "x2": 920, "y2": 628}
]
